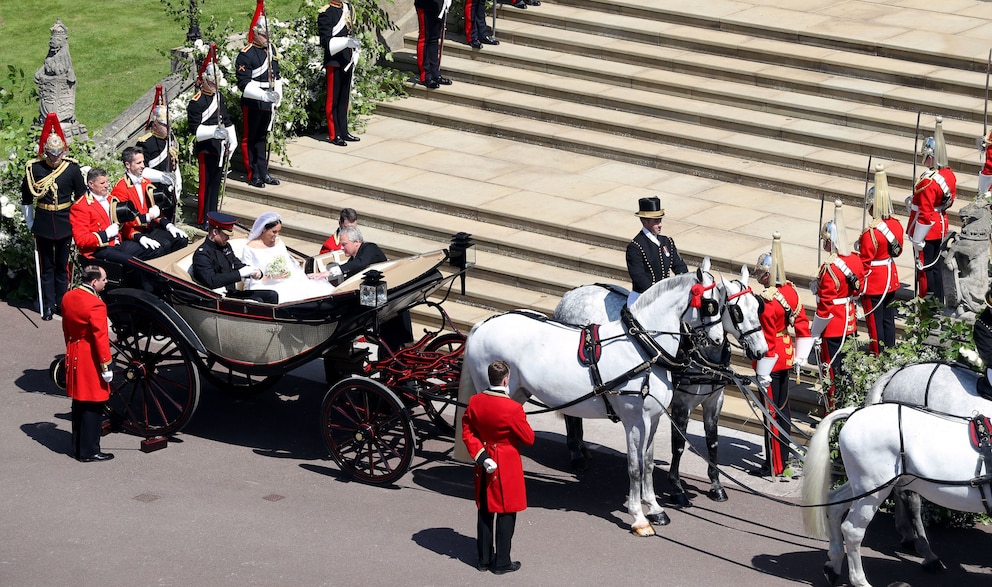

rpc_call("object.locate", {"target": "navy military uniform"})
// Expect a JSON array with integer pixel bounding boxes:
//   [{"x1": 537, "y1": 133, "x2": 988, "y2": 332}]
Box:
[
  {"x1": 318, "y1": 1, "x2": 359, "y2": 146},
  {"x1": 235, "y1": 40, "x2": 280, "y2": 184},
  {"x1": 415, "y1": 0, "x2": 449, "y2": 88},
  {"x1": 190, "y1": 212, "x2": 278, "y2": 304},
  {"x1": 135, "y1": 131, "x2": 179, "y2": 224},
  {"x1": 186, "y1": 89, "x2": 231, "y2": 226}
]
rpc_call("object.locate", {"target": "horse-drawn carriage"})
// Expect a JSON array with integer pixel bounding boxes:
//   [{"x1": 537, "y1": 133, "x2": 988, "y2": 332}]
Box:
[{"x1": 53, "y1": 231, "x2": 474, "y2": 485}]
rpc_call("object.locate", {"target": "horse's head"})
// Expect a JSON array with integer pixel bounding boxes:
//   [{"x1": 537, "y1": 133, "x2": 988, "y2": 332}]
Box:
[
  {"x1": 720, "y1": 265, "x2": 768, "y2": 361},
  {"x1": 629, "y1": 257, "x2": 725, "y2": 349},
  {"x1": 686, "y1": 257, "x2": 725, "y2": 346}
]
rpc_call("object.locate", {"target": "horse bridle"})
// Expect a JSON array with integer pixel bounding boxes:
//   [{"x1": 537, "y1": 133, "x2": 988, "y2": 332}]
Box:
[{"x1": 724, "y1": 279, "x2": 762, "y2": 351}]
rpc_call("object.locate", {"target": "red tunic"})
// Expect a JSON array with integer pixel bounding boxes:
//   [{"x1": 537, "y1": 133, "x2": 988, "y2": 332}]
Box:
[
  {"x1": 320, "y1": 231, "x2": 343, "y2": 254},
  {"x1": 70, "y1": 193, "x2": 119, "y2": 259},
  {"x1": 111, "y1": 175, "x2": 158, "y2": 241},
  {"x1": 907, "y1": 168, "x2": 953, "y2": 242},
  {"x1": 61, "y1": 285, "x2": 112, "y2": 402},
  {"x1": 462, "y1": 389, "x2": 535, "y2": 513},
  {"x1": 815, "y1": 252, "x2": 865, "y2": 338},
  {"x1": 857, "y1": 217, "x2": 903, "y2": 296},
  {"x1": 757, "y1": 282, "x2": 811, "y2": 372}
]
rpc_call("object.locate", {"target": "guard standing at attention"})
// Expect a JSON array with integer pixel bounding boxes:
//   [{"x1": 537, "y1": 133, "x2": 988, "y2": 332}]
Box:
[
  {"x1": 62, "y1": 265, "x2": 115, "y2": 462},
  {"x1": 318, "y1": 0, "x2": 362, "y2": 146},
  {"x1": 906, "y1": 116, "x2": 955, "y2": 302},
  {"x1": 415, "y1": 0, "x2": 452, "y2": 89},
  {"x1": 752, "y1": 233, "x2": 812, "y2": 478},
  {"x1": 187, "y1": 55, "x2": 236, "y2": 227},
  {"x1": 812, "y1": 200, "x2": 865, "y2": 410},
  {"x1": 21, "y1": 113, "x2": 86, "y2": 320},
  {"x1": 136, "y1": 101, "x2": 183, "y2": 223},
  {"x1": 858, "y1": 164, "x2": 903, "y2": 354},
  {"x1": 462, "y1": 360, "x2": 534, "y2": 575},
  {"x1": 236, "y1": 2, "x2": 282, "y2": 188}
]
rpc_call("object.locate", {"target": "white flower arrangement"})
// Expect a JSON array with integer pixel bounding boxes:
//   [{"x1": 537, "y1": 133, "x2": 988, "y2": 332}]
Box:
[{"x1": 266, "y1": 255, "x2": 291, "y2": 280}]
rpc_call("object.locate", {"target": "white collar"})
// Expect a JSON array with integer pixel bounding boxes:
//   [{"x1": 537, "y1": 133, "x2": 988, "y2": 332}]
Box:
[{"x1": 641, "y1": 228, "x2": 659, "y2": 246}]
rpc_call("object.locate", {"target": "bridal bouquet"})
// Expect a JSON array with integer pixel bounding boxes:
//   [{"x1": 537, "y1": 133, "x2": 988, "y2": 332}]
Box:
[{"x1": 265, "y1": 255, "x2": 292, "y2": 280}]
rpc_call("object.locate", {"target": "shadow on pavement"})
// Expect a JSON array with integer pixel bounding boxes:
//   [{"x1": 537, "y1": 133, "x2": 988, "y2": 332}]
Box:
[
  {"x1": 21, "y1": 421, "x2": 70, "y2": 456},
  {"x1": 411, "y1": 527, "x2": 478, "y2": 569}
]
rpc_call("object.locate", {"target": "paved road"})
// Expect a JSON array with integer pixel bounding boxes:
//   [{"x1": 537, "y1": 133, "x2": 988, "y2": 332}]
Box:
[{"x1": 1, "y1": 301, "x2": 989, "y2": 586}]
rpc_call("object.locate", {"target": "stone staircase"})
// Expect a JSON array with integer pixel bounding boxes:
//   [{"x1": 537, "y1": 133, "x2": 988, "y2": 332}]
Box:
[{"x1": 223, "y1": 0, "x2": 992, "y2": 438}]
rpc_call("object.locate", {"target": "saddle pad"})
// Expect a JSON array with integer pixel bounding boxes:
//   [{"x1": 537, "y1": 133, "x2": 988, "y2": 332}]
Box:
[{"x1": 577, "y1": 324, "x2": 601, "y2": 366}]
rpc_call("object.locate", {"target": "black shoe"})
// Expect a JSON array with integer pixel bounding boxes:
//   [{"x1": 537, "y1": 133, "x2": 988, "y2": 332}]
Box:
[
  {"x1": 342, "y1": 133, "x2": 361, "y2": 142},
  {"x1": 435, "y1": 76, "x2": 452, "y2": 86},
  {"x1": 329, "y1": 137, "x2": 348, "y2": 147},
  {"x1": 525, "y1": 0, "x2": 541, "y2": 5},
  {"x1": 425, "y1": 79, "x2": 440, "y2": 89},
  {"x1": 78, "y1": 452, "x2": 114, "y2": 462},
  {"x1": 491, "y1": 561, "x2": 521, "y2": 575},
  {"x1": 470, "y1": 40, "x2": 483, "y2": 49},
  {"x1": 749, "y1": 465, "x2": 772, "y2": 477},
  {"x1": 247, "y1": 178, "x2": 265, "y2": 188},
  {"x1": 42, "y1": 306, "x2": 54, "y2": 321},
  {"x1": 481, "y1": 36, "x2": 500, "y2": 45},
  {"x1": 262, "y1": 175, "x2": 280, "y2": 186},
  {"x1": 476, "y1": 561, "x2": 490, "y2": 572}
]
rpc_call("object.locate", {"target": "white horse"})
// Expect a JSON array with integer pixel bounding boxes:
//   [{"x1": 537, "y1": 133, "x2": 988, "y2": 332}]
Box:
[
  {"x1": 803, "y1": 403, "x2": 992, "y2": 587},
  {"x1": 553, "y1": 265, "x2": 769, "y2": 504},
  {"x1": 863, "y1": 362, "x2": 990, "y2": 571},
  {"x1": 458, "y1": 271, "x2": 725, "y2": 536}
]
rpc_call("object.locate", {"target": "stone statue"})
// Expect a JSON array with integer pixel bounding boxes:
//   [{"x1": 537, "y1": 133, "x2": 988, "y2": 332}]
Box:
[
  {"x1": 34, "y1": 19, "x2": 87, "y2": 142},
  {"x1": 941, "y1": 198, "x2": 992, "y2": 320}
]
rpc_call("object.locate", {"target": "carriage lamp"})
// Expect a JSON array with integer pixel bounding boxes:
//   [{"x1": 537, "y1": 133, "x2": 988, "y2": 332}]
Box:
[
  {"x1": 360, "y1": 270, "x2": 387, "y2": 308},
  {"x1": 448, "y1": 232, "x2": 476, "y2": 295}
]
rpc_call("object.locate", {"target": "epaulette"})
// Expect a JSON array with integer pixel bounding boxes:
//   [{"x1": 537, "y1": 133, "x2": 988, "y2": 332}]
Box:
[
  {"x1": 241, "y1": 44, "x2": 253, "y2": 52},
  {"x1": 136, "y1": 132, "x2": 154, "y2": 143},
  {"x1": 330, "y1": 0, "x2": 343, "y2": 7},
  {"x1": 193, "y1": 91, "x2": 202, "y2": 100},
  {"x1": 760, "y1": 286, "x2": 778, "y2": 301}
]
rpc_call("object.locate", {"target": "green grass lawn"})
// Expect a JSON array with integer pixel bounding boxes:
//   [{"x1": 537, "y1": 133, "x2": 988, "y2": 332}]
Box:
[{"x1": 0, "y1": 0, "x2": 304, "y2": 136}]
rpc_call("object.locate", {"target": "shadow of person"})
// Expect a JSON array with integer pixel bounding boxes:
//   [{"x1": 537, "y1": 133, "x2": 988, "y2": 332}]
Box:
[
  {"x1": 15, "y1": 366, "x2": 67, "y2": 398},
  {"x1": 411, "y1": 527, "x2": 478, "y2": 568},
  {"x1": 22, "y1": 421, "x2": 71, "y2": 456}
]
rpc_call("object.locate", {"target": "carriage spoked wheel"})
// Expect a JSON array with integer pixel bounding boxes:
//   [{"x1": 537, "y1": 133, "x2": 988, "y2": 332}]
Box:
[
  {"x1": 105, "y1": 302, "x2": 201, "y2": 437},
  {"x1": 419, "y1": 333, "x2": 465, "y2": 436},
  {"x1": 320, "y1": 376, "x2": 416, "y2": 485},
  {"x1": 201, "y1": 356, "x2": 283, "y2": 395}
]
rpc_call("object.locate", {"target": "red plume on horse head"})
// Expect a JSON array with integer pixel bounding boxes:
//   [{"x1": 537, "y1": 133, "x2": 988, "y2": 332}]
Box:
[
  {"x1": 247, "y1": 0, "x2": 267, "y2": 46},
  {"x1": 37, "y1": 112, "x2": 68, "y2": 158}
]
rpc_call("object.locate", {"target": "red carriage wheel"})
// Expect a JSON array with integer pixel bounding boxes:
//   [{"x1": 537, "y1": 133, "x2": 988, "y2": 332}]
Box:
[
  {"x1": 420, "y1": 333, "x2": 465, "y2": 435},
  {"x1": 321, "y1": 376, "x2": 415, "y2": 485}
]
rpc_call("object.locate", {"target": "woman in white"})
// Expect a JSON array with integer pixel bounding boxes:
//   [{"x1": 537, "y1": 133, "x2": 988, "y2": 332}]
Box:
[{"x1": 241, "y1": 212, "x2": 336, "y2": 303}]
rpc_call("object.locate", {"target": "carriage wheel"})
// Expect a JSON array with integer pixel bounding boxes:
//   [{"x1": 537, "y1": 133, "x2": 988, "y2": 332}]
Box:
[
  {"x1": 201, "y1": 356, "x2": 283, "y2": 395},
  {"x1": 50, "y1": 356, "x2": 67, "y2": 391},
  {"x1": 320, "y1": 376, "x2": 415, "y2": 485},
  {"x1": 106, "y1": 302, "x2": 201, "y2": 437},
  {"x1": 420, "y1": 333, "x2": 465, "y2": 436}
]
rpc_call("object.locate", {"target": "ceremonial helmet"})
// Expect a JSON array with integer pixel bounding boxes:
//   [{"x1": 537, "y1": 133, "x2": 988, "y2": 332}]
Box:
[
  {"x1": 869, "y1": 163, "x2": 893, "y2": 220},
  {"x1": 248, "y1": 0, "x2": 268, "y2": 45},
  {"x1": 820, "y1": 199, "x2": 850, "y2": 255},
  {"x1": 150, "y1": 105, "x2": 168, "y2": 126},
  {"x1": 37, "y1": 112, "x2": 67, "y2": 158},
  {"x1": 754, "y1": 232, "x2": 787, "y2": 286},
  {"x1": 933, "y1": 116, "x2": 949, "y2": 168}
]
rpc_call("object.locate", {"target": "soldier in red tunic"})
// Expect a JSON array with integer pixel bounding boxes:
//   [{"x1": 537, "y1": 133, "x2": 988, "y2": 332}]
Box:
[
  {"x1": 752, "y1": 233, "x2": 812, "y2": 478},
  {"x1": 461, "y1": 360, "x2": 534, "y2": 575},
  {"x1": 319, "y1": 207, "x2": 358, "y2": 253},
  {"x1": 62, "y1": 265, "x2": 115, "y2": 462},
  {"x1": 906, "y1": 116, "x2": 954, "y2": 302},
  {"x1": 858, "y1": 164, "x2": 904, "y2": 354},
  {"x1": 812, "y1": 200, "x2": 865, "y2": 410}
]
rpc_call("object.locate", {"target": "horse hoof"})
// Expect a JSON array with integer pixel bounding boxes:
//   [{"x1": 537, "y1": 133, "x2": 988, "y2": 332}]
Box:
[
  {"x1": 647, "y1": 512, "x2": 670, "y2": 526},
  {"x1": 631, "y1": 524, "x2": 656, "y2": 537},
  {"x1": 708, "y1": 488, "x2": 728, "y2": 502},
  {"x1": 668, "y1": 492, "x2": 692, "y2": 508},
  {"x1": 822, "y1": 562, "x2": 841, "y2": 586},
  {"x1": 922, "y1": 558, "x2": 946, "y2": 573}
]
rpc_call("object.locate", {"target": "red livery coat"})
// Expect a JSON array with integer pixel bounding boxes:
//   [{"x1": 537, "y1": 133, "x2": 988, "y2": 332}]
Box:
[
  {"x1": 320, "y1": 230, "x2": 343, "y2": 254},
  {"x1": 815, "y1": 252, "x2": 865, "y2": 339},
  {"x1": 70, "y1": 193, "x2": 120, "y2": 259},
  {"x1": 462, "y1": 390, "x2": 535, "y2": 513},
  {"x1": 757, "y1": 281, "x2": 811, "y2": 372},
  {"x1": 111, "y1": 175, "x2": 158, "y2": 241},
  {"x1": 61, "y1": 286, "x2": 111, "y2": 402},
  {"x1": 858, "y1": 218, "x2": 903, "y2": 296}
]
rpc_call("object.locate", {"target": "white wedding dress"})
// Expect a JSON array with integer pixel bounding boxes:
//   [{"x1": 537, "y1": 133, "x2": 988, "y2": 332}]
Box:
[{"x1": 241, "y1": 240, "x2": 335, "y2": 303}]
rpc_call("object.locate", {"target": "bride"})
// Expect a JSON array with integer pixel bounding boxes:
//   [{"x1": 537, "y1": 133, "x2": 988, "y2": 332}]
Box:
[{"x1": 241, "y1": 212, "x2": 336, "y2": 303}]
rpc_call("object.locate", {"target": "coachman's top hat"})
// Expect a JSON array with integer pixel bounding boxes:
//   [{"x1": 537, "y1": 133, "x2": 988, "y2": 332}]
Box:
[
  {"x1": 110, "y1": 200, "x2": 139, "y2": 225},
  {"x1": 635, "y1": 196, "x2": 665, "y2": 219},
  {"x1": 207, "y1": 211, "x2": 237, "y2": 235}
]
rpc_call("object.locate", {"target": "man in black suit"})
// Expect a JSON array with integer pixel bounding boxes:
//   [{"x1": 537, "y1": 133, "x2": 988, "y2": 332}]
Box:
[
  {"x1": 625, "y1": 196, "x2": 688, "y2": 296},
  {"x1": 190, "y1": 212, "x2": 278, "y2": 303}
]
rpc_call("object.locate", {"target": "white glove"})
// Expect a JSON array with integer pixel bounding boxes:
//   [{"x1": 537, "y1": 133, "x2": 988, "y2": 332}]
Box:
[
  {"x1": 160, "y1": 172, "x2": 175, "y2": 186},
  {"x1": 146, "y1": 205, "x2": 161, "y2": 221},
  {"x1": 21, "y1": 204, "x2": 34, "y2": 230},
  {"x1": 264, "y1": 90, "x2": 279, "y2": 103},
  {"x1": 239, "y1": 265, "x2": 260, "y2": 279},
  {"x1": 442, "y1": 0, "x2": 452, "y2": 15},
  {"x1": 912, "y1": 240, "x2": 924, "y2": 252},
  {"x1": 346, "y1": 37, "x2": 361, "y2": 49},
  {"x1": 756, "y1": 374, "x2": 772, "y2": 389},
  {"x1": 213, "y1": 126, "x2": 229, "y2": 140},
  {"x1": 104, "y1": 223, "x2": 120, "y2": 239},
  {"x1": 166, "y1": 223, "x2": 186, "y2": 239},
  {"x1": 138, "y1": 236, "x2": 161, "y2": 250},
  {"x1": 483, "y1": 458, "x2": 498, "y2": 474},
  {"x1": 101, "y1": 370, "x2": 114, "y2": 383}
]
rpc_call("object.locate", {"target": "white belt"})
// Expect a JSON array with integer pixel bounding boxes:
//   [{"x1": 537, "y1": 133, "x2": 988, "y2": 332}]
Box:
[
  {"x1": 870, "y1": 259, "x2": 893, "y2": 266},
  {"x1": 831, "y1": 297, "x2": 853, "y2": 305}
]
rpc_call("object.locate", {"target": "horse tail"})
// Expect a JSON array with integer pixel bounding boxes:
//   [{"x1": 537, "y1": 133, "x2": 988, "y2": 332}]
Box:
[
  {"x1": 864, "y1": 366, "x2": 900, "y2": 405},
  {"x1": 452, "y1": 324, "x2": 481, "y2": 463},
  {"x1": 802, "y1": 406, "x2": 857, "y2": 539}
]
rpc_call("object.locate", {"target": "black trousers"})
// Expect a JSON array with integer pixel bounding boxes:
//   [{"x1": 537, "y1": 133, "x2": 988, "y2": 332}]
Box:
[
  {"x1": 35, "y1": 234, "x2": 72, "y2": 311},
  {"x1": 325, "y1": 66, "x2": 352, "y2": 140},
  {"x1": 760, "y1": 370, "x2": 792, "y2": 474},
  {"x1": 196, "y1": 151, "x2": 223, "y2": 226},
  {"x1": 241, "y1": 106, "x2": 272, "y2": 182},
  {"x1": 93, "y1": 240, "x2": 158, "y2": 264},
  {"x1": 477, "y1": 472, "x2": 516, "y2": 568},
  {"x1": 916, "y1": 239, "x2": 944, "y2": 302},
  {"x1": 464, "y1": 0, "x2": 488, "y2": 43},
  {"x1": 863, "y1": 291, "x2": 896, "y2": 354},
  {"x1": 71, "y1": 399, "x2": 105, "y2": 459},
  {"x1": 416, "y1": 4, "x2": 444, "y2": 82}
]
